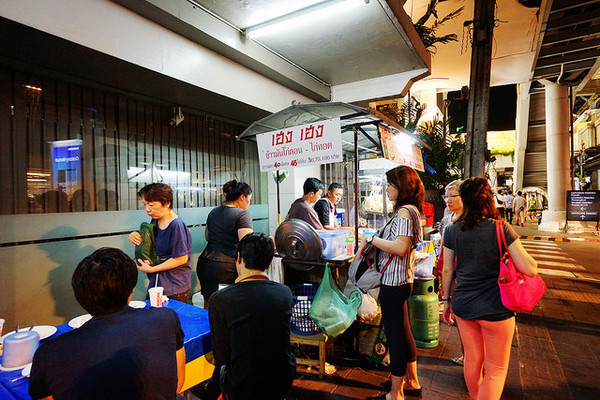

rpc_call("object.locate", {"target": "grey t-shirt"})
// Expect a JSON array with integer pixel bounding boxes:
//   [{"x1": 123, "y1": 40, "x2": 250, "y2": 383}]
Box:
[
  {"x1": 286, "y1": 198, "x2": 324, "y2": 230},
  {"x1": 443, "y1": 219, "x2": 518, "y2": 320}
]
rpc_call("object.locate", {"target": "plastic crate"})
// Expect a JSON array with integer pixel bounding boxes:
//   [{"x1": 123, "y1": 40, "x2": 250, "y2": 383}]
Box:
[
  {"x1": 290, "y1": 284, "x2": 321, "y2": 335},
  {"x1": 316, "y1": 229, "x2": 348, "y2": 259}
]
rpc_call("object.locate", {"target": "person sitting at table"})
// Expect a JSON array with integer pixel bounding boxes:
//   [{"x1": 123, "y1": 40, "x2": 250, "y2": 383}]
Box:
[
  {"x1": 29, "y1": 247, "x2": 185, "y2": 400},
  {"x1": 314, "y1": 182, "x2": 343, "y2": 230},
  {"x1": 285, "y1": 177, "x2": 325, "y2": 230},
  {"x1": 206, "y1": 232, "x2": 296, "y2": 400}
]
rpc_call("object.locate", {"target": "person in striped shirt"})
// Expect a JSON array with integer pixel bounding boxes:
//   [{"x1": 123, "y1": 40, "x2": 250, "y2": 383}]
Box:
[{"x1": 360, "y1": 165, "x2": 424, "y2": 400}]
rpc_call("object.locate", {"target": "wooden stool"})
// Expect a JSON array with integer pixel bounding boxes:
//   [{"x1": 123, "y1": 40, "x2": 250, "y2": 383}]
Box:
[{"x1": 290, "y1": 332, "x2": 332, "y2": 378}]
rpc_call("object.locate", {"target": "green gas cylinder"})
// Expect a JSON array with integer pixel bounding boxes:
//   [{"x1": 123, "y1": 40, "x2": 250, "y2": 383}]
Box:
[{"x1": 407, "y1": 278, "x2": 439, "y2": 348}]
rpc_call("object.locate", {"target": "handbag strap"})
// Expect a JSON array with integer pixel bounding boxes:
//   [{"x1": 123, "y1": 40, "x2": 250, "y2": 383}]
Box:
[{"x1": 496, "y1": 220, "x2": 509, "y2": 254}]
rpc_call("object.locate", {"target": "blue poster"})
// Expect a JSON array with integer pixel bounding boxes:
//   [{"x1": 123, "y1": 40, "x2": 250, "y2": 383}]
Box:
[{"x1": 52, "y1": 139, "x2": 82, "y2": 197}]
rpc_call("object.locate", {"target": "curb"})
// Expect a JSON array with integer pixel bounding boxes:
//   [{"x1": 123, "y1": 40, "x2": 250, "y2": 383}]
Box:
[{"x1": 520, "y1": 235, "x2": 600, "y2": 243}]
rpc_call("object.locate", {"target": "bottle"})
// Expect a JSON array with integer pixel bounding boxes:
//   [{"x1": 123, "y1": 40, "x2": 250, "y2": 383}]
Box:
[{"x1": 345, "y1": 229, "x2": 355, "y2": 256}]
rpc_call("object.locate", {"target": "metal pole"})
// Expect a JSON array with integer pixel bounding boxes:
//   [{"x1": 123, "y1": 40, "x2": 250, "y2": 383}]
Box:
[
  {"x1": 569, "y1": 85, "x2": 575, "y2": 190},
  {"x1": 276, "y1": 170, "x2": 281, "y2": 225},
  {"x1": 354, "y1": 127, "x2": 359, "y2": 248}
]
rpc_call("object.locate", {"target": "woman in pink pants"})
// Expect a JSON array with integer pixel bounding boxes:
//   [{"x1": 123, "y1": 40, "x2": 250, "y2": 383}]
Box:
[{"x1": 441, "y1": 178, "x2": 537, "y2": 400}]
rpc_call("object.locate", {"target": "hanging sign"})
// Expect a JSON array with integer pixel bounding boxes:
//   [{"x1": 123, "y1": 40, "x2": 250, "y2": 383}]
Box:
[
  {"x1": 256, "y1": 118, "x2": 342, "y2": 171},
  {"x1": 379, "y1": 125, "x2": 424, "y2": 171}
]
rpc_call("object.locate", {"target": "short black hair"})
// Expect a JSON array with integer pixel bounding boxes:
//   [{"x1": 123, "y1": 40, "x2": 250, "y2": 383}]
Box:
[
  {"x1": 303, "y1": 177, "x2": 325, "y2": 195},
  {"x1": 72, "y1": 247, "x2": 138, "y2": 316},
  {"x1": 138, "y1": 183, "x2": 173, "y2": 209},
  {"x1": 517, "y1": 191, "x2": 522, "y2": 196},
  {"x1": 328, "y1": 182, "x2": 343, "y2": 192},
  {"x1": 236, "y1": 232, "x2": 275, "y2": 272}
]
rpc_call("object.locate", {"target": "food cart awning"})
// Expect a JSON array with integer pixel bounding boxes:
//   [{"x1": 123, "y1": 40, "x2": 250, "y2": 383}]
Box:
[{"x1": 237, "y1": 102, "x2": 431, "y2": 154}]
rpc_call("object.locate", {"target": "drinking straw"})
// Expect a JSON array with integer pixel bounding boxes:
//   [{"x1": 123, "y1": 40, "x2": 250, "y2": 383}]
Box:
[{"x1": 154, "y1": 274, "x2": 159, "y2": 288}]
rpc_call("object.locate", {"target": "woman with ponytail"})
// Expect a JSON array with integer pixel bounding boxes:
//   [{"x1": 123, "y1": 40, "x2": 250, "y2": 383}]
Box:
[
  {"x1": 197, "y1": 180, "x2": 254, "y2": 309},
  {"x1": 441, "y1": 177, "x2": 537, "y2": 400}
]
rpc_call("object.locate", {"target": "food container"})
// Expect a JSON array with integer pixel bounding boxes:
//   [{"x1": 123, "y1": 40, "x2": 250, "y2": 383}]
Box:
[
  {"x1": 316, "y1": 229, "x2": 348, "y2": 259},
  {"x1": 1, "y1": 331, "x2": 39, "y2": 369}
]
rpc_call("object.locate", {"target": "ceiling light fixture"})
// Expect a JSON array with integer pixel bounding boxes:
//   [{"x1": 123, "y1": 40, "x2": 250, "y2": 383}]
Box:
[{"x1": 243, "y1": 0, "x2": 367, "y2": 39}]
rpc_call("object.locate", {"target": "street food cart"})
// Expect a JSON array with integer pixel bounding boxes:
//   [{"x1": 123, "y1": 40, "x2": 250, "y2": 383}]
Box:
[{"x1": 237, "y1": 102, "x2": 431, "y2": 246}]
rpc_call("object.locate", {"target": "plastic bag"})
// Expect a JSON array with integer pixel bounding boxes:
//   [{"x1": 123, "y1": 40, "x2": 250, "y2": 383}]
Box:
[
  {"x1": 414, "y1": 241, "x2": 436, "y2": 278},
  {"x1": 309, "y1": 266, "x2": 361, "y2": 338},
  {"x1": 134, "y1": 222, "x2": 160, "y2": 265},
  {"x1": 368, "y1": 322, "x2": 390, "y2": 367},
  {"x1": 343, "y1": 281, "x2": 379, "y2": 322}
]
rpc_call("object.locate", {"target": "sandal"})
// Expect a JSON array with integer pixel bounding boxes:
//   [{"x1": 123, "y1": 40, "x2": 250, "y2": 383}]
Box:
[{"x1": 451, "y1": 356, "x2": 464, "y2": 366}]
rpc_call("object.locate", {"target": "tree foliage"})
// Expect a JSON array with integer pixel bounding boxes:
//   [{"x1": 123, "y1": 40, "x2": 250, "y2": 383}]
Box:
[
  {"x1": 413, "y1": 0, "x2": 464, "y2": 54},
  {"x1": 416, "y1": 120, "x2": 465, "y2": 190}
]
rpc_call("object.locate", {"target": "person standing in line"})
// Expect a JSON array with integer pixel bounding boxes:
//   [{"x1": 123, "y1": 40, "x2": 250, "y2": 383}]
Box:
[
  {"x1": 504, "y1": 190, "x2": 515, "y2": 224},
  {"x1": 359, "y1": 166, "x2": 423, "y2": 400},
  {"x1": 513, "y1": 191, "x2": 527, "y2": 227},
  {"x1": 30, "y1": 248, "x2": 185, "y2": 400},
  {"x1": 494, "y1": 190, "x2": 505, "y2": 220},
  {"x1": 197, "y1": 180, "x2": 253, "y2": 310},
  {"x1": 128, "y1": 183, "x2": 192, "y2": 303},
  {"x1": 207, "y1": 233, "x2": 296, "y2": 400},
  {"x1": 314, "y1": 182, "x2": 344, "y2": 229},
  {"x1": 285, "y1": 177, "x2": 325, "y2": 230},
  {"x1": 527, "y1": 196, "x2": 538, "y2": 222},
  {"x1": 442, "y1": 177, "x2": 537, "y2": 400},
  {"x1": 438, "y1": 180, "x2": 465, "y2": 367}
]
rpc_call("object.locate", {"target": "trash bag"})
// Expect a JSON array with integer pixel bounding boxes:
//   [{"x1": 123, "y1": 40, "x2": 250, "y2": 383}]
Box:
[
  {"x1": 134, "y1": 222, "x2": 160, "y2": 266},
  {"x1": 309, "y1": 265, "x2": 361, "y2": 338}
]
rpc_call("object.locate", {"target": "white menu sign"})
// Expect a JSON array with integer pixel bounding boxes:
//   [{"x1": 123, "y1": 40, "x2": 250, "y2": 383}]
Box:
[
  {"x1": 379, "y1": 125, "x2": 424, "y2": 171},
  {"x1": 256, "y1": 118, "x2": 342, "y2": 171}
]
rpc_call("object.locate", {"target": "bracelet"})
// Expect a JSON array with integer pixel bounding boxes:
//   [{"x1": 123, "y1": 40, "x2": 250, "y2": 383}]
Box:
[{"x1": 440, "y1": 296, "x2": 451, "y2": 301}]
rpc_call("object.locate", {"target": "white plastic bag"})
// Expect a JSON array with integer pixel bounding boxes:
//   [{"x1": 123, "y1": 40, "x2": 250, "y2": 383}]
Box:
[
  {"x1": 357, "y1": 291, "x2": 379, "y2": 321},
  {"x1": 343, "y1": 281, "x2": 379, "y2": 322}
]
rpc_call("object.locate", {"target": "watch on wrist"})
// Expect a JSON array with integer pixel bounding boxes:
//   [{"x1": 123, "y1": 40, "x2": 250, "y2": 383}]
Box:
[
  {"x1": 441, "y1": 296, "x2": 451, "y2": 301},
  {"x1": 366, "y1": 235, "x2": 374, "y2": 244}
]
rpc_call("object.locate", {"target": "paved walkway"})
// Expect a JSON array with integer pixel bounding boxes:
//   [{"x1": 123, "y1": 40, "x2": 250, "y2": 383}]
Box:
[
  {"x1": 189, "y1": 221, "x2": 600, "y2": 400},
  {"x1": 285, "y1": 223, "x2": 600, "y2": 400}
]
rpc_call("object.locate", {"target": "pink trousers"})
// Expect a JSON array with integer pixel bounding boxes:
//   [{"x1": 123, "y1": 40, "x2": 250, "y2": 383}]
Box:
[{"x1": 455, "y1": 315, "x2": 515, "y2": 400}]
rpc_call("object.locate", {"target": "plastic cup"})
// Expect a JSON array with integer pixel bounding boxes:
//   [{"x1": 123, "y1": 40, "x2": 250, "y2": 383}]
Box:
[{"x1": 149, "y1": 286, "x2": 164, "y2": 307}]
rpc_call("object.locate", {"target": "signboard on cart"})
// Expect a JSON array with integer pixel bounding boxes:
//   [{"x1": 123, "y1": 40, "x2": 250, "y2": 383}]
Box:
[
  {"x1": 566, "y1": 190, "x2": 600, "y2": 222},
  {"x1": 379, "y1": 125, "x2": 424, "y2": 171},
  {"x1": 256, "y1": 118, "x2": 342, "y2": 171}
]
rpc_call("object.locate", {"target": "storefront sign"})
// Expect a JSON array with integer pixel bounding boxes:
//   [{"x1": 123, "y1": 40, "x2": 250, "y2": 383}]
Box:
[
  {"x1": 51, "y1": 139, "x2": 82, "y2": 197},
  {"x1": 566, "y1": 190, "x2": 600, "y2": 222},
  {"x1": 379, "y1": 125, "x2": 424, "y2": 171},
  {"x1": 256, "y1": 118, "x2": 342, "y2": 171}
]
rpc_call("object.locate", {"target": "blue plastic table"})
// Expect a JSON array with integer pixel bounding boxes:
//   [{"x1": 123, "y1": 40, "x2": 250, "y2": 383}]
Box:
[{"x1": 0, "y1": 300, "x2": 213, "y2": 399}]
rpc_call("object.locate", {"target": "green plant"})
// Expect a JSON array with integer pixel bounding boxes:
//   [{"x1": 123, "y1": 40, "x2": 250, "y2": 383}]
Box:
[
  {"x1": 377, "y1": 96, "x2": 424, "y2": 133},
  {"x1": 416, "y1": 120, "x2": 465, "y2": 190},
  {"x1": 413, "y1": 0, "x2": 464, "y2": 54}
]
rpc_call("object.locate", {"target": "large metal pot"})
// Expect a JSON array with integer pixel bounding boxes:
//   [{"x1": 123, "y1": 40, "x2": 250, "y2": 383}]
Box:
[{"x1": 274, "y1": 219, "x2": 322, "y2": 271}]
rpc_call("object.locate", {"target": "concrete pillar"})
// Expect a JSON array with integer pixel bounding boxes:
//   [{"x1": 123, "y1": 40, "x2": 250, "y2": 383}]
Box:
[
  {"x1": 539, "y1": 82, "x2": 570, "y2": 231},
  {"x1": 513, "y1": 82, "x2": 531, "y2": 193}
]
